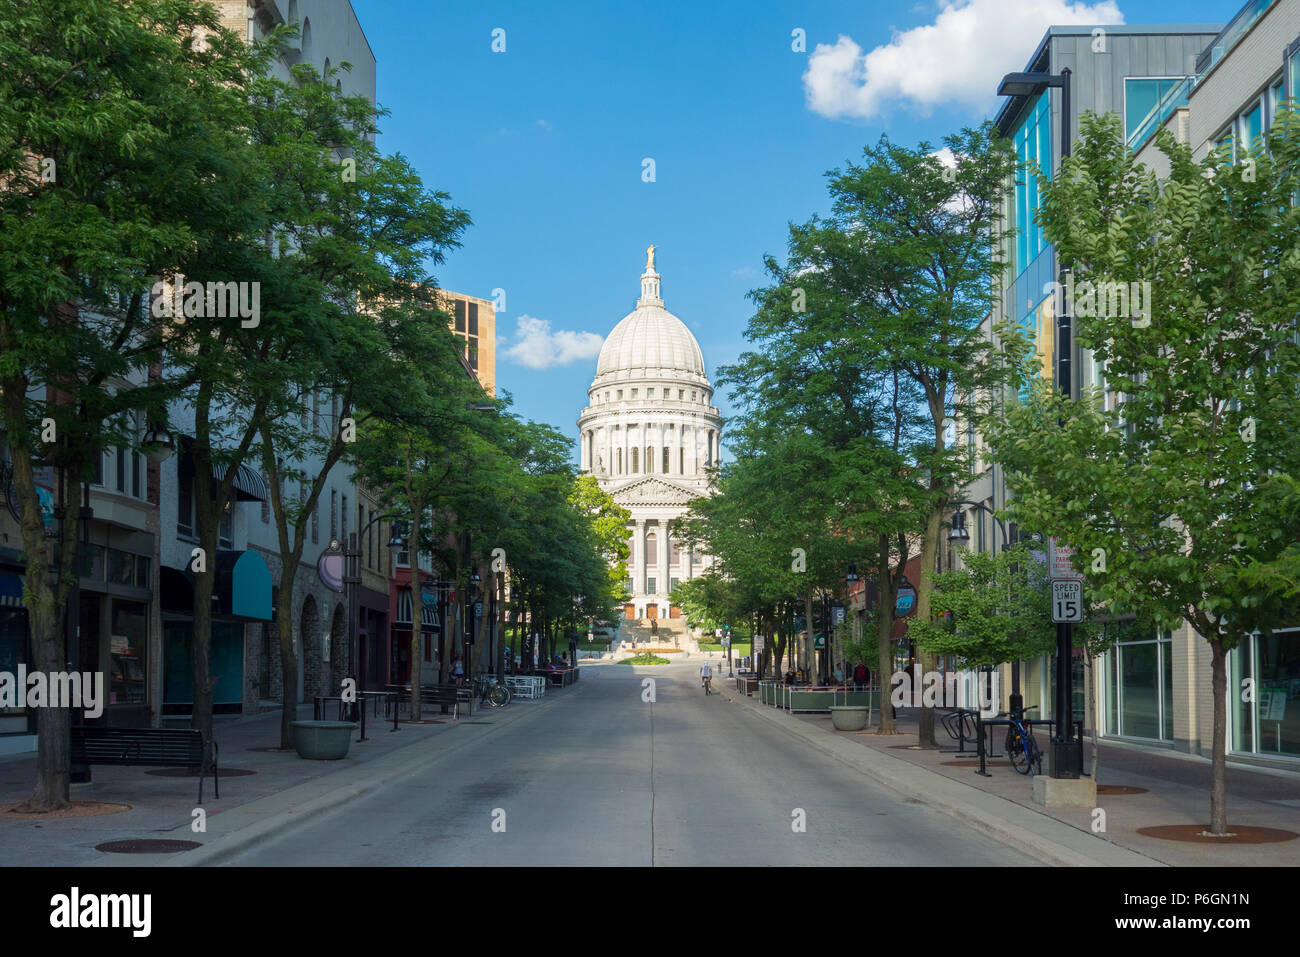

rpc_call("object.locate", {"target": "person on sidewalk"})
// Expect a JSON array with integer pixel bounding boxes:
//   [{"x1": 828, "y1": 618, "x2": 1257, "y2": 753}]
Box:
[
  {"x1": 852, "y1": 660, "x2": 870, "y2": 691},
  {"x1": 700, "y1": 659, "x2": 713, "y2": 694},
  {"x1": 451, "y1": 654, "x2": 464, "y2": 687}
]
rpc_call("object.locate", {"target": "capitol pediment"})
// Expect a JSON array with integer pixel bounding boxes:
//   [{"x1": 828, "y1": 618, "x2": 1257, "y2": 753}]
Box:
[{"x1": 610, "y1": 476, "x2": 701, "y2": 506}]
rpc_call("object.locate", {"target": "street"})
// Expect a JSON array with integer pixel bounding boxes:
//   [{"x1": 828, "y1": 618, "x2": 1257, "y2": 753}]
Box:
[{"x1": 223, "y1": 663, "x2": 1039, "y2": 866}]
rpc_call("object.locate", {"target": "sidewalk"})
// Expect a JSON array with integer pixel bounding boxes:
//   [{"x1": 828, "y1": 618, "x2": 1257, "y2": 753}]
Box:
[
  {"x1": 721, "y1": 680, "x2": 1300, "y2": 867},
  {"x1": 0, "y1": 684, "x2": 577, "y2": 867}
]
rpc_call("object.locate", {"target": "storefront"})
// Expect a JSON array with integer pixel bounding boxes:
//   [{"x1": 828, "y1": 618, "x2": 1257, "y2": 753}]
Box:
[
  {"x1": 0, "y1": 562, "x2": 32, "y2": 744},
  {"x1": 160, "y1": 550, "x2": 272, "y2": 715},
  {"x1": 75, "y1": 531, "x2": 156, "y2": 728},
  {"x1": 358, "y1": 585, "x2": 388, "y2": 690},
  {"x1": 1102, "y1": 623, "x2": 1174, "y2": 742},
  {"x1": 1233, "y1": 625, "x2": 1300, "y2": 760}
]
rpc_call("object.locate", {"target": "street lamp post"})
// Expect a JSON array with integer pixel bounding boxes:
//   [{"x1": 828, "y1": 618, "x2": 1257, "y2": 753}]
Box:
[
  {"x1": 948, "y1": 500, "x2": 1021, "y2": 710},
  {"x1": 342, "y1": 515, "x2": 405, "y2": 740},
  {"x1": 997, "y1": 66, "x2": 1080, "y2": 779}
]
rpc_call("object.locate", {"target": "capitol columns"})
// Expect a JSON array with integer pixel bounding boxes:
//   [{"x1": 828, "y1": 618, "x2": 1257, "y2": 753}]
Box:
[
  {"x1": 634, "y1": 517, "x2": 646, "y2": 604},
  {"x1": 658, "y1": 520, "x2": 670, "y2": 614}
]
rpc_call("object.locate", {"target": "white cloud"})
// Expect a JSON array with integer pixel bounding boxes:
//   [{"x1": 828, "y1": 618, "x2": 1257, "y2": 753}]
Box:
[
  {"x1": 803, "y1": 0, "x2": 1124, "y2": 121},
  {"x1": 502, "y1": 314, "x2": 603, "y2": 370}
]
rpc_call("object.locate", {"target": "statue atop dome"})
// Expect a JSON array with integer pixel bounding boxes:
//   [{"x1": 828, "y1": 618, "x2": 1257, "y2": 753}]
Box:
[{"x1": 646, "y1": 244, "x2": 656, "y2": 272}]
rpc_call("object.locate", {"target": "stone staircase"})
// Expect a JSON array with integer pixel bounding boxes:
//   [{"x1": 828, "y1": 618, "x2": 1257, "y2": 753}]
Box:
[{"x1": 615, "y1": 617, "x2": 699, "y2": 655}]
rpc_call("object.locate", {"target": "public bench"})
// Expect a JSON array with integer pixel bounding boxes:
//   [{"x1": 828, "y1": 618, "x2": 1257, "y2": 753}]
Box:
[{"x1": 70, "y1": 726, "x2": 217, "y2": 803}]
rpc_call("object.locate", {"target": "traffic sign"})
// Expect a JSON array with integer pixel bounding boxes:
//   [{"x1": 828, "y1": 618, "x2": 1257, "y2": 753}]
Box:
[
  {"x1": 1048, "y1": 537, "x2": 1083, "y2": 581},
  {"x1": 1051, "y1": 580, "x2": 1083, "y2": 623},
  {"x1": 753, "y1": 635, "x2": 765, "y2": 652}
]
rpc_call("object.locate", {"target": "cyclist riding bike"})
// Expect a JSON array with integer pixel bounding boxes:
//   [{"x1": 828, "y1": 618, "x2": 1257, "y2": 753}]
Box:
[{"x1": 700, "y1": 660, "x2": 713, "y2": 695}]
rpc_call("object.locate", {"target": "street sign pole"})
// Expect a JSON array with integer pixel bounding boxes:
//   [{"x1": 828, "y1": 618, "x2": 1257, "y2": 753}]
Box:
[{"x1": 1048, "y1": 538, "x2": 1082, "y2": 779}]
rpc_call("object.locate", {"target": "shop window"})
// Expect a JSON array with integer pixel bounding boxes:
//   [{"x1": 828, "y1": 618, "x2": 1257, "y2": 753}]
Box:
[
  {"x1": 107, "y1": 548, "x2": 136, "y2": 587},
  {"x1": 1232, "y1": 628, "x2": 1300, "y2": 757},
  {"x1": 110, "y1": 600, "x2": 147, "y2": 706},
  {"x1": 77, "y1": 544, "x2": 105, "y2": 582},
  {"x1": 1102, "y1": 624, "x2": 1173, "y2": 740}
]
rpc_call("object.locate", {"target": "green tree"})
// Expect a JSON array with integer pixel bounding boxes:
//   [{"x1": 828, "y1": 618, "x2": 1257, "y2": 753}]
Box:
[
  {"x1": 985, "y1": 111, "x2": 1300, "y2": 834},
  {"x1": 0, "y1": 0, "x2": 259, "y2": 809}
]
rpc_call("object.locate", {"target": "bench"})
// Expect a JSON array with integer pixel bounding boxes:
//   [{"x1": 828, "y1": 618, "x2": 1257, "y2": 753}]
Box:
[
  {"x1": 411, "y1": 685, "x2": 462, "y2": 720},
  {"x1": 70, "y1": 726, "x2": 217, "y2": 803}
]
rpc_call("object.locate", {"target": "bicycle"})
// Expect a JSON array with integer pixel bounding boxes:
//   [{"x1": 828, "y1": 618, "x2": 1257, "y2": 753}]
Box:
[
  {"x1": 1002, "y1": 705, "x2": 1042, "y2": 775},
  {"x1": 701, "y1": 673, "x2": 712, "y2": 695},
  {"x1": 473, "y1": 674, "x2": 512, "y2": 709}
]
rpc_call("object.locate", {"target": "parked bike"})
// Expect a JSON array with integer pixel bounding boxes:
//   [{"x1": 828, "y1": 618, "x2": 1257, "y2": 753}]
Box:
[
  {"x1": 1002, "y1": 705, "x2": 1042, "y2": 775},
  {"x1": 473, "y1": 674, "x2": 512, "y2": 709}
]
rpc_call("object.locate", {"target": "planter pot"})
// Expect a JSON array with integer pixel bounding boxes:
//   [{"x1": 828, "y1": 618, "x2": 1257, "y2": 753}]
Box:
[
  {"x1": 291, "y1": 720, "x2": 356, "y2": 760},
  {"x1": 829, "y1": 706, "x2": 869, "y2": 732}
]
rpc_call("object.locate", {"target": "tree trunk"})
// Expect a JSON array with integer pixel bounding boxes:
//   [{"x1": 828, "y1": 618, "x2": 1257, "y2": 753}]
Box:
[
  {"x1": 277, "y1": 588, "x2": 298, "y2": 750},
  {"x1": 876, "y1": 536, "x2": 898, "y2": 735},
  {"x1": 803, "y1": 593, "x2": 815, "y2": 682},
  {"x1": 1209, "y1": 641, "x2": 1229, "y2": 835},
  {"x1": 189, "y1": 472, "x2": 218, "y2": 769},
  {"x1": 4, "y1": 394, "x2": 75, "y2": 811},
  {"x1": 913, "y1": 505, "x2": 944, "y2": 748}
]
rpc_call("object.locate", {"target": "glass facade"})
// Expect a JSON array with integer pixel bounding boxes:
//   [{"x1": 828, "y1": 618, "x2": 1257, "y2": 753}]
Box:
[
  {"x1": 1103, "y1": 624, "x2": 1173, "y2": 740},
  {"x1": 1232, "y1": 628, "x2": 1300, "y2": 757},
  {"x1": 1013, "y1": 92, "x2": 1051, "y2": 277}
]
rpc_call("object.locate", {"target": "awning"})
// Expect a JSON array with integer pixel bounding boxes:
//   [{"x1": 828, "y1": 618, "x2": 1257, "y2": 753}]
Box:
[
  {"x1": 214, "y1": 463, "x2": 269, "y2": 503},
  {"x1": 161, "y1": 551, "x2": 272, "y2": 622},
  {"x1": 0, "y1": 574, "x2": 24, "y2": 609},
  {"x1": 215, "y1": 550, "x2": 272, "y2": 621},
  {"x1": 177, "y1": 437, "x2": 269, "y2": 502},
  {"x1": 395, "y1": 589, "x2": 439, "y2": 633}
]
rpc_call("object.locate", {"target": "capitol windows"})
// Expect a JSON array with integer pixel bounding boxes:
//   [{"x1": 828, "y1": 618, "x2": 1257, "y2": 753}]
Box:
[
  {"x1": 678, "y1": 390, "x2": 684, "y2": 400},
  {"x1": 631, "y1": 447, "x2": 639, "y2": 473},
  {"x1": 631, "y1": 389, "x2": 638, "y2": 399},
  {"x1": 617, "y1": 390, "x2": 623, "y2": 400},
  {"x1": 662, "y1": 447, "x2": 669, "y2": 473},
  {"x1": 647, "y1": 388, "x2": 654, "y2": 398},
  {"x1": 645, "y1": 446, "x2": 654, "y2": 473}
]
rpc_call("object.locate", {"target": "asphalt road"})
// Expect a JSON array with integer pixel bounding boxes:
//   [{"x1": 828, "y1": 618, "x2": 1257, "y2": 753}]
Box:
[{"x1": 222, "y1": 662, "x2": 1039, "y2": 866}]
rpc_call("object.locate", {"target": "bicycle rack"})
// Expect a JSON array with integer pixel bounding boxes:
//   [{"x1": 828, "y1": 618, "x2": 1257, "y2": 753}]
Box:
[{"x1": 940, "y1": 708, "x2": 984, "y2": 754}]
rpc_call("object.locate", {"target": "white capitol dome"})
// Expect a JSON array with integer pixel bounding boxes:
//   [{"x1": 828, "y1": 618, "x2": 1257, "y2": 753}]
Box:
[
  {"x1": 594, "y1": 303, "x2": 706, "y2": 381},
  {"x1": 591, "y1": 251, "x2": 708, "y2": 387},
  {"x1": 576, "y1": 246, "x2": 723, "y2": 623}
]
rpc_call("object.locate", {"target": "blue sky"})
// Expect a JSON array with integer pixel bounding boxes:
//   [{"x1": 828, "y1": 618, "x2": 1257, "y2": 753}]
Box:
[{"x1": 351, "y1": 0, "x2": 1234, "y2": 460}]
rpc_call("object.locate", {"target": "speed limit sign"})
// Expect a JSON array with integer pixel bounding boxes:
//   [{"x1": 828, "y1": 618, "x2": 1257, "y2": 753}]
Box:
[{"x1": 1051, "y1": 581, "x2": 1083, "y2": 623}]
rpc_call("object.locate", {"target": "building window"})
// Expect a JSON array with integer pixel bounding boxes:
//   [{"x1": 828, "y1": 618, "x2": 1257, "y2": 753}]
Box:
[
  {"x1": 647, "y1": 578, "x2": 656, "y2": 594},
  {"x1": 647, "y1": 388, "x2": 654, "y2": 398},
  {"x1": 679, "y1": 447, "x2": 684, "y2": 473},
  {"x1": 645, "y1": 446, "x2": 653, "y2": 473},
  {"x1": 617, "y1": 390, "x2": 623, "y2": 400},
  {"x1": 631, "y1": 447, "x2": 638, "y2": 473},
  {"x1": 662, "y1": 447, "x2": 670, "y2": 473},
  {"x1": 631, "y1": 389, "x2": 638, "y2": 399},
  {"x1": 678, "y1": 390, "x2": 684, "y2": 400},
  {"x1": 1013, "y1": 91, "x2": 1051, "y2": 278},
  {"x1": 1232, "y1": 627, "x2": 1300, "y2": 757},
  {"x1": 1103, "y1": 623, "x2": 1172, "y2": 741}
]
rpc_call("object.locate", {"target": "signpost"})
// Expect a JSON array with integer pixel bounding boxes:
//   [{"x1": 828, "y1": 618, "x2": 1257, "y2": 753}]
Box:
[
  {"x1": 1051, "y1": 581, "x2": 1083, "y2": 623},
  {"x1": 1048, "y1": 537, "x2": 1082, "y2": 778}
]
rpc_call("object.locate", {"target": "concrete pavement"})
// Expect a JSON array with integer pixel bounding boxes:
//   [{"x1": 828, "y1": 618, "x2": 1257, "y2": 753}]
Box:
[{"x1": 217, "y1": 661, "x2": 1041, "y2": 866}]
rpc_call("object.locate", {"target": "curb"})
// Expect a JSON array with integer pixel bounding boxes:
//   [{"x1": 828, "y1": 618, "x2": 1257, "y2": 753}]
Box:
[
  {"x1": 720, "y1": 684, "x2": 1165, "y2": 867},
  {"x1": 103, "y1": 681, "x2": 580, "y2": 867}
]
